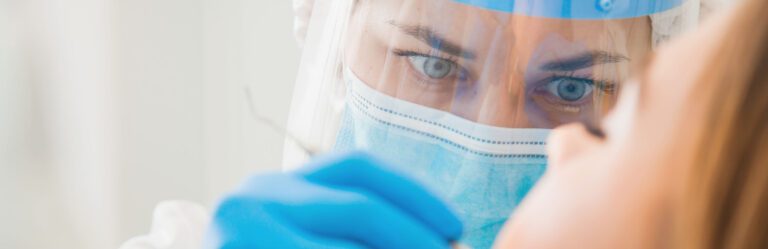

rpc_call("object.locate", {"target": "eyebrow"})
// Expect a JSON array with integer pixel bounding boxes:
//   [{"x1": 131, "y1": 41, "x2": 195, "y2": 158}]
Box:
[
  {"x1": 388, "y1": 21, "x2": 477, "y2": 59},
  {"x1": 540, "y1": 51, "x2": 629, "y2": 71}
]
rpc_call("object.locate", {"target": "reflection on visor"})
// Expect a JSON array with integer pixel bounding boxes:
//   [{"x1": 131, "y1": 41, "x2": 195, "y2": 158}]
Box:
[{"x1": 453, "y1": 0, "x2": 685, "y2": 19}]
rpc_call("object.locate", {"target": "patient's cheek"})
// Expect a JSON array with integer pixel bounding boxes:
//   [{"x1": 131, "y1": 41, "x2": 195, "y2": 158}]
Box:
[
  {"x1": 490, "y1": 216, "x2": 559, "y2": 249},
  {"x1": 489, "y1": 178, "x2": 560, "y2": 249},
  {"x1": 490, "y1": 221, "x2": 520, "y2": 249}
]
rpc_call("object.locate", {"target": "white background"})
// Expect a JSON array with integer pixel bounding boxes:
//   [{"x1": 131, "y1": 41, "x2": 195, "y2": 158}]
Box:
[{"x1": 0, "y1": 0, "x2": 298, "y2": 248}]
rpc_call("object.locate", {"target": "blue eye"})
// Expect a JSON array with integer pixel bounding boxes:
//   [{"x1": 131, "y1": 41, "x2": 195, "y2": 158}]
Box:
[
  {"x1": 407, "y1": 55, "x2": 456, "y2": 79},
  {"x1": 546, "y1": 77, "x2": 594, "y2": 102}
]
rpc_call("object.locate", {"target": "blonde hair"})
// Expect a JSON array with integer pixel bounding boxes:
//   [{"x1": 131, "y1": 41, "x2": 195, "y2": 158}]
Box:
[{"x1": 677, "y1": 0, "x2": 768, "y2": 248}]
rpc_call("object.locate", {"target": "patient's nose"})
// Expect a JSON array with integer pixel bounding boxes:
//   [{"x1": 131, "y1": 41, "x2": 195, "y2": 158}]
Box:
[{"x1": 546, "y1": 123, "x2": 602, "y2": 170}]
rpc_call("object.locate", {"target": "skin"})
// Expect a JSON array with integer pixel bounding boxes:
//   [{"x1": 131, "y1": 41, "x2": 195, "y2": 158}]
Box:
[
  {"x1": 343, "y1": 0, "x2": 651, "y2": 128},
  {"x1": 494, "y1": 8, "x2": 734, "y2": 249}
]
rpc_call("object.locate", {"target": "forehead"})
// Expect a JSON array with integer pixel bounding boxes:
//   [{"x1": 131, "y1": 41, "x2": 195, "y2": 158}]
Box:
[
  {"x1": 364, "y1": 0, "x2": 647, "y2": 39},
  {"x1": 362, "y1": 0, "x2": 649, "y2": 56}
]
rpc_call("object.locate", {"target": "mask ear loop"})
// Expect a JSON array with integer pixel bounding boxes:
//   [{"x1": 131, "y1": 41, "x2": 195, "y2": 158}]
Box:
[{"x1": 243, "y1": 86, "x2": 319, "y2": 157}]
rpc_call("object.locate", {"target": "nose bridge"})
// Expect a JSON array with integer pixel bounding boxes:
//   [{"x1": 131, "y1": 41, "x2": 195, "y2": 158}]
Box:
[
  {"x1": 480, "y1": 64, "x2": 532, "y2": 128},
  {"x1": 450, "y1": 20, "x2": 537, "y2": 128},
  {"x1": 459, "y1": 51, "x2": 532, "y2": 128},
  {"x1": 494, "y1": 21, "x2": 535, "y2": 127}
]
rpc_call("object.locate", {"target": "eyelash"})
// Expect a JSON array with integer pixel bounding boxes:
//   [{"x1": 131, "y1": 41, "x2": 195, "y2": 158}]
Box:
[
  {"x1": 392, "y1": 48, "x2": 469, "y2": 84},
  {"x1": 585, "y1": 122, "x2": 606, "y2": 139},
  {"x1": 392, "y1": 49, "x2": 459, "y2": 65},
  {"x1": 548, "y1": 71, "x2": 617, "y2": 95}
]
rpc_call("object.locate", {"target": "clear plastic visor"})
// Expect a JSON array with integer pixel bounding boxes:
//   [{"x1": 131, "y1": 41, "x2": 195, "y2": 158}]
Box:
[
  {"x1": 342, "y1": 0, "x2": 661, "y2": 129},
  {"x1": 284, "y1": 0, "x2": 695, "y2": 160}
]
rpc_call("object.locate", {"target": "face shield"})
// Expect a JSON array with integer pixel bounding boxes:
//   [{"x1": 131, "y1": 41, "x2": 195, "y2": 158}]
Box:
[{"x1": 285, "y1": 0, "x2": 696, "y2": 248}]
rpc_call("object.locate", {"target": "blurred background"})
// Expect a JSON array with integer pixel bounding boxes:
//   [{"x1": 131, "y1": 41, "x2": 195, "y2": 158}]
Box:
[{"x1": 0, "y1": 0, "x2": 298, "y2": 248}]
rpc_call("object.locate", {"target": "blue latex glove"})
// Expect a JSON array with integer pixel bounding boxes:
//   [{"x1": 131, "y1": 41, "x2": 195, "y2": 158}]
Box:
[{"x1": 206, "y1": 151, "x2": 463, "y2": 249}]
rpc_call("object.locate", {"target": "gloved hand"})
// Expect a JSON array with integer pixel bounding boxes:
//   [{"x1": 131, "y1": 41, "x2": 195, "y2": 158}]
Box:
[{"x1": 206, "y1": 151, "x2": 463, "y2": 249}]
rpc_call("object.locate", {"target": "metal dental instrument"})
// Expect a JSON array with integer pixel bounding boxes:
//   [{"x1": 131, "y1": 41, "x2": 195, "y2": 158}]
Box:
[{"x1": 244, "y1": 86, "x2": 318, "y2": 157}]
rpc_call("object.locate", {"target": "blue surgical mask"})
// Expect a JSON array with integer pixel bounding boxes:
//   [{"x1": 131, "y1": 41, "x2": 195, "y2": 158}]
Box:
[{"x1": 334, "y1": 68, "x2": 550, "y2": 249}]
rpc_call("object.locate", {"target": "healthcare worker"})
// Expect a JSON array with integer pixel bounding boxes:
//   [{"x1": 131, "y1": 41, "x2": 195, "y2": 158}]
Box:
[{"x1": 120, "y1": 0, "x2": 723, "y2": 249}]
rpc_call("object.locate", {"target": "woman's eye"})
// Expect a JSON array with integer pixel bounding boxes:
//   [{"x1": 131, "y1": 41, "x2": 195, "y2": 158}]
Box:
[
  {"x1": 544, "y1": 77, "x2": 594, "y2": 102},
  {"x1": 407, "y1": 55, "x2": 456, "y2": 79}
]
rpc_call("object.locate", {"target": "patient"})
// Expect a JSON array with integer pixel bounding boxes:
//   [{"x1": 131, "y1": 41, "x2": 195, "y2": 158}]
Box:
[{"x1": 494, "y1": 0, "x2": 768, "y2": 248}]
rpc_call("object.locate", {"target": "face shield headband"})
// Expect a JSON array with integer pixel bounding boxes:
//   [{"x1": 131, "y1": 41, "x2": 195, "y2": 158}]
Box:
[{"x1": 453, "y1": 0, "x2": 685, "y2": 19}]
